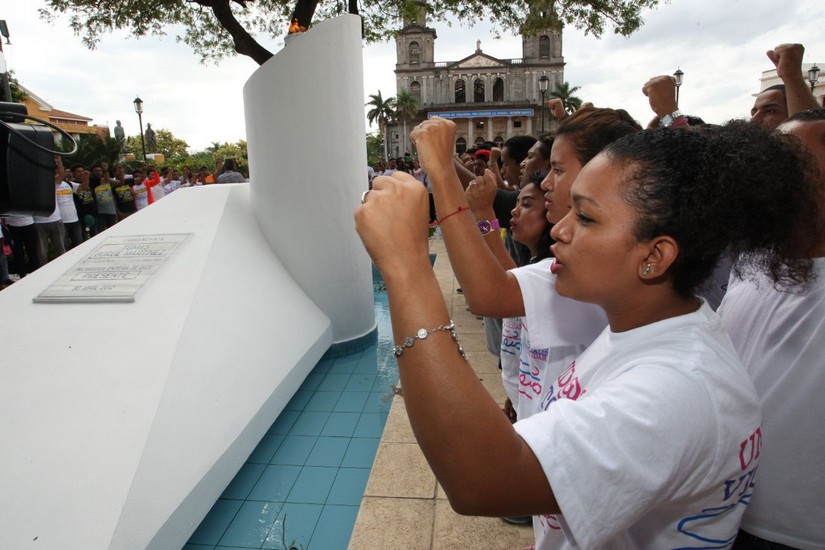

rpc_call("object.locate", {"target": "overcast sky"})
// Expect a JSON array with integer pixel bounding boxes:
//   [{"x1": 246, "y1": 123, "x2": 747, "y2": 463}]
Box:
[{"x1": 2, "y1": 0, "x2": 822, "y2": 151}]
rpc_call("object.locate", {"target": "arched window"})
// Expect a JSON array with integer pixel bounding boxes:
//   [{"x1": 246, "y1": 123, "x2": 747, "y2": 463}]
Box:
[
  {"x1": 475, "y1": 136, "x2": 485, "y2": 147},
  {"x1": 455, "y1": 79, "x2": 466, "y2": 103},
  {"x1": 539, "y1": 35, "x2": 550, "y2": 58},
  {"x1": 493, "y1": 78, "x2": 504, "y2": 102},
  {"x1": 494, "y1": 136, "x2": 504, "y2": 148},
  {"x1": 410, "y1": 81, "x2": 422, "y2": 103},
  {"x1": 456, "y1": 137, "x2": 467, "y2": 154},
  {"x1": 474, "y1": 78, "x2": 485, "y2": 102},
  {"x1": 409, "y1": 41, "x2": 421, "y2": 64}
]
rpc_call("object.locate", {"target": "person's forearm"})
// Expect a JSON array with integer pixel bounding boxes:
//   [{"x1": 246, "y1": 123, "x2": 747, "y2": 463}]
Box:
[
  {"x1": 487, "y1": 160, "x2": 508, "y2": 190},
  {"x1": 429, "y1": 164, "x2": 525, "y2": 317},
  {"x1": 382, "y1": 264, "x2": 556, "y2": 516},
  {"x1": 452, "y1": 158, "x2": 475, "y2": 190},
  {"x1": 783, "y1": 75, "x2": 820, "y2": 116}
]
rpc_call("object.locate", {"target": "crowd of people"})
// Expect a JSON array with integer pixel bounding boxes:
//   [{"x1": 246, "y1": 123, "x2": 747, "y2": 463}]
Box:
[
  {"x1": 0, "y1": 158, "x2": 247, "y2": 288},
  {"x1": 357, "y1": 43, "x2": 823, "y2": 549}
]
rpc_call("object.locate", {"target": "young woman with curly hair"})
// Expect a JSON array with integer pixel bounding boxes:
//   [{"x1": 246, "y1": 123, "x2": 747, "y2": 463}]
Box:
[{"x1": 355, "y1": 116, "x2": 821, "y2": 549}]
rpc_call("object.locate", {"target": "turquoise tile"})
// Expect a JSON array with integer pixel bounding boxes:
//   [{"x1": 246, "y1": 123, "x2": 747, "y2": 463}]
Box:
[
  {"x1": 330, "y1": 356, "x2": 359, "y2": 374},
  {"x1": 288, "y1": 411, "x2": 331, "y2": 436},
  {"x1": 286, "y1": 466, "x2": 337, "y2": 504},
  {"x1": 285, "y1": 390, "x2": 313, "y2": 411},
  {"x1": 333, "y1": 392, "x2": 369, "y2": 413},
  {"x1": 353, "y1": 413, "x2": 388, "y2": 438},
  {"x1": 299, "y1": 372, "x2": 325, "y2": 391},
  {"x1": 262, "y1": 503, "x2": 323, "y2": 550},
  {"x1": 222, "y1": 463, "x2": 267, "y2": 500},
  {"x1": 248, "y1": 465, "x2": 302, "y2": 502},
  {"x1": 320, "y1": 412, "x2": 360, "y2": 437},
  {"x1": 372, "y1": 372, "x2": 398, "y2": 393},
  {"x1": 218, "y1": 501, "x2": 282, "y2": 548},
  {"x1": 303, "y1": 391, "x2": 339, "y2": 412},
  {"x1": 271, "y1": 435, "x2": 317, "y2": 466},
  {"x1": 188, "y1": 498, "x2": 242, "y2": 545},
  {"x1": 344, "y1": 374, "x2": 376, "y2": 392},
  {"x1": 305, "y1": 437, "x2": 349, "y2": 467},
  {"x1": 341, "y1": 438, "x2": 380, "y2": 468},
  {"x1": 326, "y1": 468, "x2": 371, "y2": 505},
  {"x1": 307, "y1": 505, "x2": 360, "y2": 550},
  {"x1": 248, "y1": 434, "x2": 285, "y2": 464},
  {"x1": 362, "y1": 391, "x2": 393, "y2": 413},
  {"x1": 182, "y1": 544, "x2": 213, "y2": 550},
  {"x1": 317, "y1": 373, "x2": 351, "y2": 391},
  {"x1": 312, "y1": 358, "x2": 334, "y2": 373},
  {"x1": 268, "y1": 410, "x2": 300, "y2": 435}
]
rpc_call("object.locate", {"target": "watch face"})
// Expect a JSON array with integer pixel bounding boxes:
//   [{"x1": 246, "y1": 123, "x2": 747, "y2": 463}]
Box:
[{"x1": 477, "y1": 220, "x2": 493, "y2": 235}]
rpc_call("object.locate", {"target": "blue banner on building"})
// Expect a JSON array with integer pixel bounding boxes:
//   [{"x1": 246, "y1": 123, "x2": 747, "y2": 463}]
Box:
[{"x1": 427, "y1": 109, "x2": 535, "y2": 119}]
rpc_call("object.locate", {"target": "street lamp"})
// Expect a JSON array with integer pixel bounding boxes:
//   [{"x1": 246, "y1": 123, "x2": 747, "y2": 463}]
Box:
[
  {"x1": 809, "y1": 63, "x2": 820, "y2": 92},
  {"x1": 538, "y1": 73, "x2": 550, "y2": 135},
  {"x1": 673, "y1": 68, "x2": 684, "y2": 106},
  {"x1": 133, "y1": 96, "x2": 146, "y2": 160}
]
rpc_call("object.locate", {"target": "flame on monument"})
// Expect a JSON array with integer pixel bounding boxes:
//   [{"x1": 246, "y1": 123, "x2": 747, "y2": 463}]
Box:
[{"x1": 288, "y1": 19, "x2": 308, "y2": 34}]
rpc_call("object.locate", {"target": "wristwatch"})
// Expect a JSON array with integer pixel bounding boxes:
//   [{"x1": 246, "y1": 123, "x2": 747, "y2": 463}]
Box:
[
  {"x1": 660, "y1": 109, "x2": 684, "y2": 127},
  {"x1": 477, "y1": 219, "x2": 500, "y2": 235}
]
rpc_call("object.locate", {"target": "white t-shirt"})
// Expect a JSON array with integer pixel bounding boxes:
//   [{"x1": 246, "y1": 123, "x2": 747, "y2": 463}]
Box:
[
  {"x1": 718, "y1": 261, "x2": 825, "y2": 549},
  {"x1": 502, "y1": 259, "x2": 607, "y2": 419},
  {"x1": 4, "y1": 215, "x2": 34, "y2": 227},
  {"x1": 33, "y1": 199, "x2": 62, "y2": 224},
  {"x1": 55, "y1": 181, "x2": 79, "y2": 223},
  {"x1": 514, "y1": 301, "x2": 762, "y2": 549},
  {"x1": 133, "y1": 183, "x2": 149, "y2": 211}
]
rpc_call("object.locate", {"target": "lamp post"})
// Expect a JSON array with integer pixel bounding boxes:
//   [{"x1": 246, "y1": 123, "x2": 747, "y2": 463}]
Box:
[
  {"x1": 809, "y1": 63, "x2": 820, "y2": 92},
  {"x1": 538, "y1": 73, "x2": 550, "y2": 135},
  {"x1": 133, "y1": 96, "x2": 146, "y2": 160},
  {"x1": 673, "y1": 68, "x2": 684, "y2": 106}
]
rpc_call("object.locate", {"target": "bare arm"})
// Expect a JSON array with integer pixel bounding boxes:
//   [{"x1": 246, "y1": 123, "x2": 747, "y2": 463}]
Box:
[
  {"x1": 487, "y1": 147, "x2": 510, "y2": 190},
  {"x1": 769, "y1": 43, "x2": 820, "y2": 116},
  {"x1": 413, "y1": 118, "x2": 526, "y2": 318},
  {"x1": 452, "y1": 157, "x2": 476, "y2": 190},
  {"x1": 466, "y1": 171, "x2": 518, "y2": 271},
  {"x1": 355, "y1": 173, "x2": 557, "y2": 517}
]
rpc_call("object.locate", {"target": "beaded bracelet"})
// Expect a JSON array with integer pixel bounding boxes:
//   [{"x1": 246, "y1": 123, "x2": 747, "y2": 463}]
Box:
[
  {"x1": 394, "y1": 319, "x2": 467, "y2": 360},
  {"x1": 669, "y1": 115, "x2": 689, "y2": 128}
]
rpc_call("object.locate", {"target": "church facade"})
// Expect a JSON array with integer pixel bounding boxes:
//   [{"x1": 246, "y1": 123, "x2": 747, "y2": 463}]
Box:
[{"x1": 388, "y1": 11, "x2": 565, "y2": 156}]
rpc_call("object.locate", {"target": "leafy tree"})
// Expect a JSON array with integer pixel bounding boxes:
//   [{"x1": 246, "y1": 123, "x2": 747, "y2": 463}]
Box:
[
  {"x1": 59, "y1": 135, "x2": 122, "y2": 168},
  {"x1": 366, "y1": 91, "x2": 396, "y2": 161},
  {"x1": 8, "y1": 70, "x2": 29, "y2": 103},
  {"x1": 366, "y1": 132, "x2": 383, "y2": 165},
  {"x1": 394, "y1": 89, "x2": 419, "y2": 156},
  {"x1": 550, "y1": 81, "x2": 583, "y2": 114},
  {"x1": 39, "y1": 1, "x2": 663, "y2": 66},
  {"x1": 213, "y1": 140, "x2": 249, "y2": 175},
  {"x1": 123, "y1": 128, "x2": 189, "y2": 160}
]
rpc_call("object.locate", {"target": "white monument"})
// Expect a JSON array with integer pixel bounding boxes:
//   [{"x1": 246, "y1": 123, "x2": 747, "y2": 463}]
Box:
[{"x1": 0, "y1": 15, "x2": 373, "y2": 549}]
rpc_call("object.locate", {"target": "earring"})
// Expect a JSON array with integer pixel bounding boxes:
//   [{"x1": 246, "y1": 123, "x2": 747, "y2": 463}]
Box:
[{"x1": 641, "y1": 263, "x2": 651, "y2": 277}]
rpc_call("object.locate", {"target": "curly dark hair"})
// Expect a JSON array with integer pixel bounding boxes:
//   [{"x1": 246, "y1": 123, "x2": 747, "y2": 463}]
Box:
[
  {"x1": 503, "y1": 135, "x2": 538, "y2": 163},
  {"x1": 785, "y1": 108, "x2": 825, "y2": 123},
  {"x1": 557, "y1": 107, "x2": 643, "y2": 165},
  {"x1": 534, "y1": 136, "x2": 554, "y2": 161},
  {"x1": 604, "y1": 120, "x2": 822, "y2": 296}
]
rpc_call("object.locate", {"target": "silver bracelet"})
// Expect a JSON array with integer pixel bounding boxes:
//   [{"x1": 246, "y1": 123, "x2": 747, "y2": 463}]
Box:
[{"x1": 394, "y1": 320, "x2": 466, "y2": 360}]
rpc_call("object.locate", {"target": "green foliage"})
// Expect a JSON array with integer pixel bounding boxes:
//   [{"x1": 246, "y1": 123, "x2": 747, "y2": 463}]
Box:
[
  {"x1": 395, "y1": 89, "x2": 419, "y2": 122},
  {"x1": 213, "y1": 140, "x2": 249, "y2": 175},
  {"x1": 60, "y1": 134, "x2": 122, "y2": 168},
  {"x1": 39, "y1": 0, "x2": 663, "y2": 65},
  {"x1": 367, "y1": 90, "x2": 396, "y2": 159},
  {"x1": 122, "y1": 128, "x2": 189, "y2": 159},
  {"x1": 366, "y1": 132, "x2": 383, "y2": 165},
  {"x1": 8, "y1": 70, "x2": 29, "y2": 103},
  {"x1": 550, "y1": 81, "x2": 583, "y2": 113}
]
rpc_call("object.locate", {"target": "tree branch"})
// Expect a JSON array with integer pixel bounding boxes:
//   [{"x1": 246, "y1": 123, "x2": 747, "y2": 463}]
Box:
[
  {"x1": 194, "y1": 0, "x2": 273, "y2": 65},
  {"x1": 290, "y1": 0, "x2": 320, "y2": 31}
]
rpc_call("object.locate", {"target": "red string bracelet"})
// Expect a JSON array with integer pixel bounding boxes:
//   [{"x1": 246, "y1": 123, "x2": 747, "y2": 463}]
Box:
[{"x1": 429, "y1": 205, "x2": 471, "y2": 227}]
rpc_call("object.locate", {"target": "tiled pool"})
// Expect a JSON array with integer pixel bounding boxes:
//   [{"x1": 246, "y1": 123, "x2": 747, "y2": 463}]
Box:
[{"x1": 184, "y1": 290, "x2": 396, "y2": 550}]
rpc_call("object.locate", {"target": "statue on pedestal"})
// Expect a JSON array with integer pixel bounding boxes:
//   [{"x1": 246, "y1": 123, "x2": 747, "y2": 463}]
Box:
[
  {"x1": 113, "y1": 120, "x2": 125, "y2": 151},
  {"x1": 145, "y1": 123, "x2": 157, "y2": 154}
]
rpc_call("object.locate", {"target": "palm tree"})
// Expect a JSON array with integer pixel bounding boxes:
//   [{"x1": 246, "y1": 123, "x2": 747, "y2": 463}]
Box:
[
  {"x1": 366, "y1": 91, "x2": 396, "y2": 160},
  {"x1": 550, "y1": 82, "x2": 583, "y2": 114},
  {"x1": 394, "y1": 89, "x2": 419, "y2": 155}
]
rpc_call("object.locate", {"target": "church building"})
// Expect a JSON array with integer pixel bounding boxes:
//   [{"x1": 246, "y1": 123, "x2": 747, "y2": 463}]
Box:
[{"x1": 388, "y1": 6, "x2": 565, "y2": 156}]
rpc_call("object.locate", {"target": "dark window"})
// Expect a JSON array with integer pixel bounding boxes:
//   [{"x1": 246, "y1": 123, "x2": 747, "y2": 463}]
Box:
[
  {"x1": 539, "y1": 35, "x2": 550, "y2": 58},
  {"x1": 474, "y1": 78, "x2": 485, "y2": 103},
  {"x1": 475, "y1": 136, "x2": 485, "y2": 146},
  {"x1": 455, "y1": 80, "x2": 466, "y2": 103},
  {"x1": 456, "y1": 137, "x2": 467, "y2": 154},
  {"x1": 514, "y1": 120, "x2": 522, "y2": 128},
  {"x1": 493, "y1": 78, "x2": 504, "y2": 102},
  {"x1": 409, "y1": 41, "x2": 421, "y2": 64},
  {"x1": 410, "y1": 81, "x2": 422, "y2": 102},
  {"x1": 494, "y1": 136, "x2": 504, "y2": 147}
]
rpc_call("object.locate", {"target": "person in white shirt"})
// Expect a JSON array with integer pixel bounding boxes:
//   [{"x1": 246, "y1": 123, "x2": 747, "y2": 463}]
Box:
[
  {"x1": 33, "y1": 157, "x2": 67, "y2": 261},
  {"x1": 720, "y1": 108, "x2": 825, "y2": 550},
  {"x1": 355, "y1": 116, "x2": 820, "y2": 549}
]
